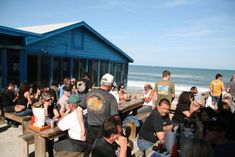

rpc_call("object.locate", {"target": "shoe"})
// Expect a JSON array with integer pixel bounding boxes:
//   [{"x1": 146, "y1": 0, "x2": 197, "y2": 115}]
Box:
[
  {"x1": 4, "y1": 119, "x2": 12, "y2": 127},
  {"x1": 11, "y1": 122, "x2": 19, "y2": 128}
]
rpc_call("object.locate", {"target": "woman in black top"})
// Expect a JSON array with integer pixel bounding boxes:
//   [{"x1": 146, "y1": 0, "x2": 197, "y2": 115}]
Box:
[
  {"x1": 15, "y1": 83, "x2": 33, "y2": 116},
  {"x1": 172, "y1": 91, "x2": 195, "y2": 124}
]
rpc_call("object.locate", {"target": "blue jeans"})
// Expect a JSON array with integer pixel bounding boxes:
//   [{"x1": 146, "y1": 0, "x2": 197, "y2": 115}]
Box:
[
  {"x1": 15, "y1": 109, "x2": 33, "y2": 116},
  {"x1": 212, "y1": 96, "x2": 221, "y2": 108},
  {"x1": 137, "y1": 136, "x2": 154, "y2": 152}
]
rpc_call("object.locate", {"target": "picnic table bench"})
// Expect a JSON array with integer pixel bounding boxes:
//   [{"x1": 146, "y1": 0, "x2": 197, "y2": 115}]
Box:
[{"x1": 3, "y1": 112, "x2": 31, "y2": 133}]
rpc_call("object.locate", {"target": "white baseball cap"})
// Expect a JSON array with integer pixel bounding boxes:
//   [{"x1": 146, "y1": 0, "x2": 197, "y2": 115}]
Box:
[{"x1": 100, "y1": 73, "x2": 114, "y2": 85}]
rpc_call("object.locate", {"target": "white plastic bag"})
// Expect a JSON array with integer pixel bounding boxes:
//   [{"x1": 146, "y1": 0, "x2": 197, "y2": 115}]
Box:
[
  {"x1": 32, "y1": 108, "x2": 46, "y2": 128},
  {"x1": 205, "y1": 95, "x2": 217, "y2": 110},
  {"x1": 165, "y1": 131, "x2": 176, "y2": 154}
]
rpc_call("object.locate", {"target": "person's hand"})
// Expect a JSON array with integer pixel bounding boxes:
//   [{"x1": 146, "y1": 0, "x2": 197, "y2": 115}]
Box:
[{"x1": 80, "y1": 131, "x2": 86, "y2": 141}]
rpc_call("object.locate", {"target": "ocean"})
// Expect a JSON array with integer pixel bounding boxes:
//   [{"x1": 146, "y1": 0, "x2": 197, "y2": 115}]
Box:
[{"x1": 127, "y1": 65, "x2": 234, "y2": 95}]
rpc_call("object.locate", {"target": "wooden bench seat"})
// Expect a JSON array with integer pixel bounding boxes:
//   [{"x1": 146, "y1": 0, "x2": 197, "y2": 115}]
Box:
[{"x1": 4, "y1": 112, "x2": 31, "y2": 133}]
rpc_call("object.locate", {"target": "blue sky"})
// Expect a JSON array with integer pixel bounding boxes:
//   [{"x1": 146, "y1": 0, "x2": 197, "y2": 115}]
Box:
[{"x1": 1, "y1": 0, "x2": 235, "y2": 70}]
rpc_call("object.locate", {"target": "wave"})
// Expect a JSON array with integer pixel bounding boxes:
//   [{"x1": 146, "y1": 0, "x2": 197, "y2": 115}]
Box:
[
  {"x1": 129, "y1": 72, "x2": 204, "y2": 80},
  {"x1": 127, "y1": 80, "x2": 210, "y2": 95}
]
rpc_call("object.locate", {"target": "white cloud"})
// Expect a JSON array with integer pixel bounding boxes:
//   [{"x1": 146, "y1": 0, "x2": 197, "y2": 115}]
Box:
[
  {"x1": 169, "y1": 29, "x2": 211, "y2": 37},
  {"x1": 156, "y1": 0, "x2": 196, "y2": 8},
  {"x1": 163, "y1": 14, "x2": 235, "y2": 38}
]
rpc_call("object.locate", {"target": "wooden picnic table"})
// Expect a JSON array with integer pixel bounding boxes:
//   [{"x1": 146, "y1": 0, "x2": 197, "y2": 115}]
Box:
[
  {"x1": 27, "y1": 125, "x2": 65, "y2": 157},
  {"x1": 118, "y1": 98, "x2": 144, "y2": 120}
]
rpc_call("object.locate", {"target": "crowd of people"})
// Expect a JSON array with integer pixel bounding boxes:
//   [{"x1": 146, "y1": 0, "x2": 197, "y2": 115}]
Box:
[{"x1": 1, "y1": 70, "x2": 235, "y2": 157}]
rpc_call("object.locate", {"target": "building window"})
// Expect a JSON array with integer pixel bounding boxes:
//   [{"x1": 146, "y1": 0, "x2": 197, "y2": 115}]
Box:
[
  {"x1": 73, "y1": 29, "x2": 84, "y2": 49},
  {"x1": 88, "y1": 59, "x2": 98, "y2": 86},
  {"x1": 73, "y1": 58, "x2": 80, "y2": 79},
  {"x1": 62, "y1": 57, "x2": 71, "y2": 79},
  {"x1": 79, "y1": 59, "x2": 87, "y2": 79},
  {"x1": 116, "y1": 63, "x2": 122, "y2": 84},
  {"x1": 53, "y1": 57, "x2": 62, "y2": 84},
  {"x1": 110, "y1": 62, "x2": 115, "y2": 76},
  {"x1": 122, "y1": 63, "x2": 128, "y2": 85},
  {"x1": 7, "y1": 49, "x2": 20, "y2": 85},
  {"x1": 41, "y1": 56, "x2": 51, "y2": 84},
  {"x1": 27, "y1": 55, "x2": 38, "y2": 83},
  {"x1": 100, "y1": 60, "x2": 109, "y2": 77}
]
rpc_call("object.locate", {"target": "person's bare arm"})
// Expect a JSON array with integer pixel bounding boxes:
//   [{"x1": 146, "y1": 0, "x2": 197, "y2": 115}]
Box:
[
  {"x1": 53, "y1": 108, "x2": 60, "y2": 119},
  {"x1": 76, "y1": 106, "x2": 86, "y2": 141},
  {"x1": 152, "y1": 91, "x2": 157, "y2": 109},
  {"x1": 25, "y1": 91, "x2": 32, "y2": 106},
  {"x1": 163, "y1": 124, "x2": 173, "y2": 131},
  {"x1": 155, "y1": 131, "x2": 165, "y2": 143},
  {"x1": 115, "y1": 136, "x2": 127, "y2": 157}
]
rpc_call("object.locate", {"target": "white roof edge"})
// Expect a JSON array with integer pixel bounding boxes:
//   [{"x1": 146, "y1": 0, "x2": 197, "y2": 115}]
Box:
[{"x1": 17, "y1": 21, "x2": 80, "y2": 34}]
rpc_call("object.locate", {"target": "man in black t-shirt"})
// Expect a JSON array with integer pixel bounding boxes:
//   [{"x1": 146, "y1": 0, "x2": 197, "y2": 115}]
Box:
[
  {"x1": 1, "y1": 81, "x2": 17, "y2": 112},
  {"x1": 137, "y1": 98, "x2": 173, "y2": 153},
  {"x1": 91, "y1": 116, "x2": 127, "y2": 157}
]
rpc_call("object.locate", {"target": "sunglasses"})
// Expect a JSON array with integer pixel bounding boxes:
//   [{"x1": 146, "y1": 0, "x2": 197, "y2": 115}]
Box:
[{"x1": 45, "y1": 99, "x2": 52, "y2": 102}]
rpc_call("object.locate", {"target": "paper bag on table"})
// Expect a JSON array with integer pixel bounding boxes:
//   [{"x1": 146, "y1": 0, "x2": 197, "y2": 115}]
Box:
[
  {"x1": 32, "y1": 108, "x2": 46, "y2": 128},
  {"x1": 165, "y1": 131, "x2": 176, "y2": 154}
]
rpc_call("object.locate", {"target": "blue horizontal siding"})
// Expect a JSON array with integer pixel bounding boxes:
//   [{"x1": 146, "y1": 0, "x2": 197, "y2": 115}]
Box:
[{"x1": 25, "y1": 28, "x2": 129, "y2": 63}]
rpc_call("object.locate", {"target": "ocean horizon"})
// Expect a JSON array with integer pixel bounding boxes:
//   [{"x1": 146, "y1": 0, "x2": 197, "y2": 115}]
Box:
[{"x1": 127, "y1": 65, "x2": 235, "y2": 95}]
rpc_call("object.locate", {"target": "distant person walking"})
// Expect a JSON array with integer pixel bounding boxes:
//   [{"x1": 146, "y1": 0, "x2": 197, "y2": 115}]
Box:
[
  {"x1": 154, "y1": 70, "x2": 175, "y2": 106},
  {"x1": 226, "y1": 74, "x2": 235, "y2": 112},
  {"x1": 210, "y1": 73, "x2": 224, "y2": 107}
]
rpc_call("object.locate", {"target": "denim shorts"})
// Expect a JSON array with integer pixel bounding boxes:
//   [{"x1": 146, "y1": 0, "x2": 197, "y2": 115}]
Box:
[
  {"x1": 137, "y1": 136, "x2": 154, "y2": 152},
  {"x1": 15, "y1": 109, "x2": 33, "y2": 116}
]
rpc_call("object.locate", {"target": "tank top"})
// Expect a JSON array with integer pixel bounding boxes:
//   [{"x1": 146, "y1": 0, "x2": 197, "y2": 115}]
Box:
[{"x1": 16, "y1": 93, "x2": 28, "y2": 107}]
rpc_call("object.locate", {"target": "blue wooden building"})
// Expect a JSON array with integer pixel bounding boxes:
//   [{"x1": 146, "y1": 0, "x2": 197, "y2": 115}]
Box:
[{"x1": 0, "y1": 21, "x2": 133, "y2": 88}]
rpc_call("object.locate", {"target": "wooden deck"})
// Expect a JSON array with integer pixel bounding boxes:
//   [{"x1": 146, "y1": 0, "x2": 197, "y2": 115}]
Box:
[{"x1": 0, "y1": 102, "x2": 176, "y2": 157}]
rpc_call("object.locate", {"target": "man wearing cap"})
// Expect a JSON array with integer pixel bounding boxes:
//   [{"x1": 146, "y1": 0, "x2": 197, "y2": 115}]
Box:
[
  {"x1": 63, "y1": 94, "x2": 82, "y2": 117},
  {"x1": 57, "y1": 85, "x2": 72, "y2": 117},
  {"x1": 77, "y1": 73, "x2": 119, "y2": 157},
  {"x1": 55, "y1": 94, "x2": 87, "y2": 154}
]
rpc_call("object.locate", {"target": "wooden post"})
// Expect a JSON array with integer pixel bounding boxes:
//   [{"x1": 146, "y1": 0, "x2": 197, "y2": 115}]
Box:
[
  {"x1": 34, "y1": 134, "x2": 46, "y2": 157},
  {"x1": 126, "y1": 122, "x2": 136, "y2": 140},
  {"x1": 19, "y1": 137, "x2": 29, "y2": 157}
]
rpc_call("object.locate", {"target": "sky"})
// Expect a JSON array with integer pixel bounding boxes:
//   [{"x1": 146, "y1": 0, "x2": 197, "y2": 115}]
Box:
[{"x1": 1, "y1": 0, "x2": 235, "y2": 70}]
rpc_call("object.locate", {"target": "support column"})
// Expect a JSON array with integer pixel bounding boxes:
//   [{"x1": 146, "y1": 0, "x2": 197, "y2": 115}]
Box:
[
  {"x1": 2, "y1": 48, "x2": 7, "y2": 87},
  {"x1": 98, "y1": 60, "x2": 101, "y2": 86},
  {"x1": 70, "y1": 57, "x2": 73, "y2": 78},
  {"x1": 19, "y1": 50, "x2": 27, "y2": 84},
  {"x1": 50, "y1": 56, "x2": 54, "y2": 86}
]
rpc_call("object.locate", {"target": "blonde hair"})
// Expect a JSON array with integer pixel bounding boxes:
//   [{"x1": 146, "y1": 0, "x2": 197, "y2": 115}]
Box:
[{"x1": 182, "y1": 138, "x2": 213, "y2": 157}]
